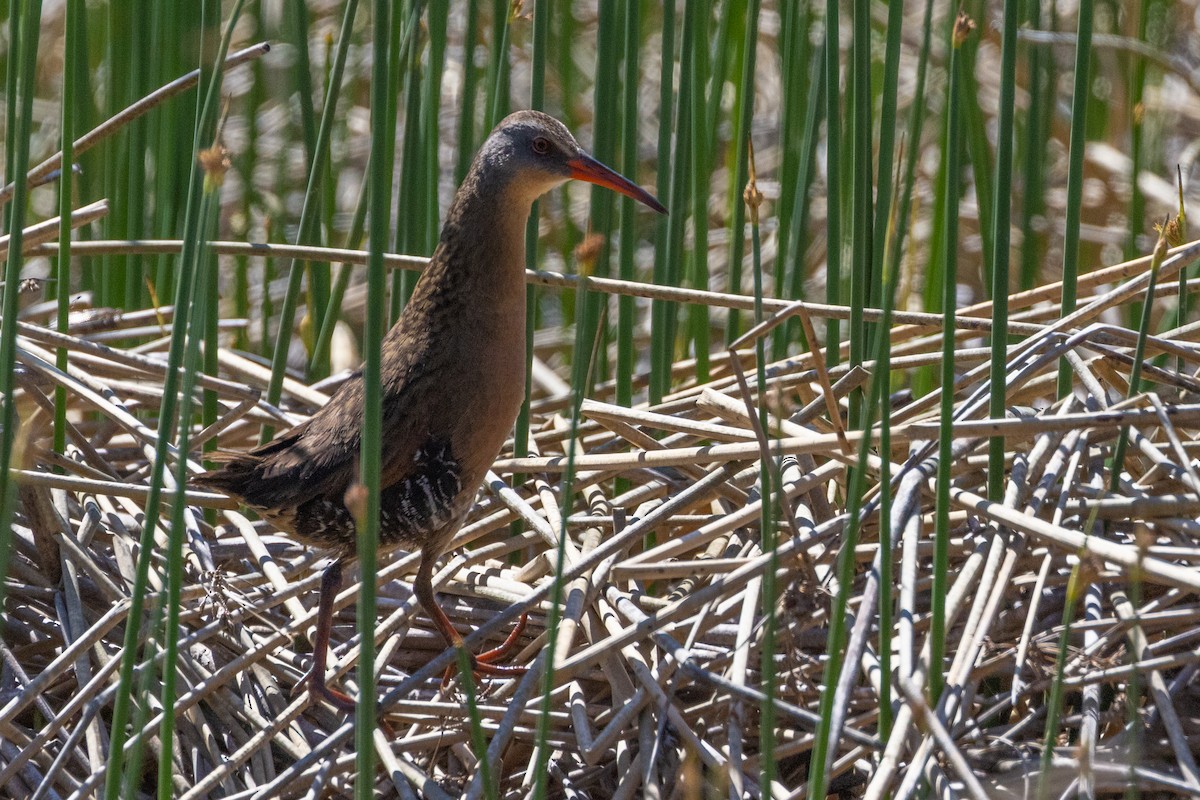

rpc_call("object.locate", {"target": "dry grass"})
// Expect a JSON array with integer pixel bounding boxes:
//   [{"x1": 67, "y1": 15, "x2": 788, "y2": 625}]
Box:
[{"x1": 4, "y1": 231, "x2": 1200, "y2": 797}]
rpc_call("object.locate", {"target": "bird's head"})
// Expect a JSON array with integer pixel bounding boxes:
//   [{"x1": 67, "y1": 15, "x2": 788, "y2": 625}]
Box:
[{"x1": 479, "y1": 110, "x2": 667, "y2": 214}]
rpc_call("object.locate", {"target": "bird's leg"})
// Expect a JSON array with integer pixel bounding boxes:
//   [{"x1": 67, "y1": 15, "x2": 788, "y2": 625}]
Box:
[
  {"x1": 415, "y1": 550, "x2": 528, "y2": 678},
  {"x1": 300, "y1": 559, "x2": 358, "y2": 711}
]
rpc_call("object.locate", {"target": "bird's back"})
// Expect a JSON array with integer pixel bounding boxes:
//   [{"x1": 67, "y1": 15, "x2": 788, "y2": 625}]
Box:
[{"x1": 195, "y1": 199, "x2": 529, "y2": 554}]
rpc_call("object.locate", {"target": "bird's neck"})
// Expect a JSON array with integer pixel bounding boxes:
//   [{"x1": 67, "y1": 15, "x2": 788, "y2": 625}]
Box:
[
  {"x1": 428, "y1": 174, "x2": 532, "y2": 303},
  {"x1": 399, "y1": 173, "x2": 533, "y2": 335}
]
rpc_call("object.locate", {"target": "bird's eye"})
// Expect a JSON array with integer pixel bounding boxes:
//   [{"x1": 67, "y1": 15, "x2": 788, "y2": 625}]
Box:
[{"x1": 532, "y1": 137, "x2": 551, "y2": 155}]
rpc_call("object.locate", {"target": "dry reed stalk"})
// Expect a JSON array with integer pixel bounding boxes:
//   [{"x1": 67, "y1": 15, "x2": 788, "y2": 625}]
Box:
[{"x1": 5, "y1": 236, "x2": 1200, "y2": 797}]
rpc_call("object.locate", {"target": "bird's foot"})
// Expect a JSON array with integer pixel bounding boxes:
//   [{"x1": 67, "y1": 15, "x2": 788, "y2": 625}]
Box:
[
  {"x1": 440, "y1": 612, "x2": 530, "y2": 688},
  {"x1": 471, "y1": 611, "x2": 529, "y2": 676},
  {"x1": 293, "y1": 667, "x2": 357, "y2": 713},
  {"x1": 296, "y1": 669, "x2": 398, "y2": 736}
]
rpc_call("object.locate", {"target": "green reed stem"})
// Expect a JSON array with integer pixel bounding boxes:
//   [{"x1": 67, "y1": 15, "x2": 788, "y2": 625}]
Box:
[
  {"x1": 987, "y1": 0, "x2": 1019, "y2": 502},
  {"x1": 1110, "y1": 228, "x2": 1168, "y2": 493},
  {"x1": 777, "y1": 40, "x2": 824, "y2": 359},
  {"x1": 0, "y1": 0, "x2": 43, "y2": 611},
  {"x1": 823, "y1": 0, "x2": 841, "y2": 364},
  {"x1": 455, "y1": 0, "x2": 481, "y2": 186},
  {"x1": 102, "y1": 0, "x2": 234, "y2": 794},
  {"x1": 1037, "y1": 556, "x2": 1086, "y2": 800},
  {"x1": 1019, "y1": 0, "x2": 1052, "y2": 291},
  {"x1": 357, "y1": 0, "x2": 397, "y2": 792},
  {"x1": 932, "y1": 10, "x2": 971, "y2": 707},
  {"x1": 868, "y1": 0, "x2": 902, "y2": 338},
  {"x1": 484, "y1": 0, "x2": 511, "y2": 131},
  {"x1": 533, "y1": 275, "x2": 592, "y2": 798},
  {"x1": 847, "y1": 0, "x2": 871, "y2": 426},
  {"x1": 1057, "y1": 0, "x2": 1094, "y2": 398},
  {"x1": 287, "y1": 0, "x2": 317, "y2": 159},
  {"x1": 615, "y1": 0, "x2": 639, "y2": 410},
  {"x1": 55, "y1": 0, "x2": 82, "y2": 465},
  {"x1": 686, "y1": 0, "x2": 710, "y2": 383},
  {"x1": 648, "y1": 0, "x2": 676, "y2": 404},
  {"x1": 263, "y1": 0, "x2": 362, "y2": 442},
  {"x1": 158, "y1": 182, "x2": 221, "y2": 800}
]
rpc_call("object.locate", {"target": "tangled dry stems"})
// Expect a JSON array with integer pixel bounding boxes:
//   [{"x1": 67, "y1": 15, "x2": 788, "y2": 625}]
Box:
[{"x1": 4, "y1": 239, "x2": 1200, "y2": 797}]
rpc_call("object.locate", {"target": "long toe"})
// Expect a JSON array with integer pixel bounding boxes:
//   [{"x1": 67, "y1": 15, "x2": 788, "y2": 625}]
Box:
[
  {"x1": 471, "y1": 658, "x2": 528, "y2": 678},
  {"x1": 297, "y1": 669, "x2": 358, "y2": 712},
  {"x1": 474, "y1": 611, "x2": 528, "y2": 666}
]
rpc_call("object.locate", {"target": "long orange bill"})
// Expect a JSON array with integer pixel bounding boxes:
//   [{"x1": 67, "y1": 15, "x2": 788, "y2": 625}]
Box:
[{"x1": 567, "y1": 154, "x2": 667, "y2": 215}]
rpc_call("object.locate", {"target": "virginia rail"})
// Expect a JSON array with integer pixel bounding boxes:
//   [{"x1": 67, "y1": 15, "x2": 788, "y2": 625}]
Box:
[{"x1": 195, "y1": 111, "x2": 666, "y2": 708}]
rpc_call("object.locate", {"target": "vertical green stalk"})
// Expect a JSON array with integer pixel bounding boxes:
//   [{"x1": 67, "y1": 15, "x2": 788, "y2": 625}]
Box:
[
  {"x1": 987, "y1": 0, "x2": 1019, "y2": 501},
  {"x1": 869, "y1": 0, "x2": 902, "y2": 339},
  {"x1": 533, "y1": 276, "x2": 592, "y2": 798},
  {"x1": 1037, "y1": 557, "x2": 1086, "y2": 800},
  {"x1": 1056, "y1": 0, "x2": 1094, "y2": 398},
  {"x1": 516, "y1": 0, "x2": 549, "y2": 465},
  {"x1": 932, "y1": 10, "x2": 972, "y2": 707},
  {"x1": 745, "y1": 168, "x2": 776, "y2": 796},
  {"x1": 847, "y1": 0, "x2": 871, "y2": 425},
  {"x1": 358, "y1": 0, "x2": 397, "y2": 792},
  {"x1": 308, "y1": 38, "x2": 336, "y2": 369},
  {"x1": 2, "y1": 0, "x2": 20, "y2": 210},
  {"x1": 263, "y1": 0, "x2": 362, "y2": 441},
  {"x1": 1125, "y1": 0, "x2": 1164, "y2": 328},
  {"x1": 776, "y1": 40, "x2": 824, "y2": 359},
  {"x1": 615, "y1": 0, "x2": 639, "y2": 410},
  {"x1": 888, "y1": 0, "x2": 934, "y2": 307},
  {"x1": 725, "y1": 0, "x2": 759, "y2": 350},
  {"x1": 287, "y1": 0, "x2": 318, "y2": 160},
  {"x1": 1110, "y1": 229, "x2": 1167, "y2": 492},
  {"x1": 1018, "y1": 0, "x2": 1052, "y2": 291},
  {"x1": 101, "y1": 0, "x2": 129, "y2": 307},
  {"x1": 0, "y1": 0, "x2": 43, "y2": 608},
  {"x1": 423, "y1": 0, "x2": 448, "y2": 255},
  {"x1": 55, "y1": 0, "x2": 82, "y2": 464},
  {"x1": 455, "y1": 0, "x2": 481, "y2": 185},
  {"x1": 124, "y1": 0, "x2": 149, "y2": 307},
  {"x1": 875, "y1": 161, "x2": 904, "y2": 738},
  {"x1": 1124, "y1": 0, "x2": 1151, "y2": 269},
  {"x1": 648, "y1": 0, "x2": 676, "y2": 404},
  {"x1": 577, "y1": 0, "x2": 624, "y2": 393},
  {"x1": 392, "y1": 1, "x2": 424, "y2": 318},
  {"x1": 823, "y1": 0, "x2": 842, "y2": 363},
  {"x1": 456, "y1": 651, "x2": 496, "y2": 798},
  {"x1": 158, "y1": 172, "x2": 223, "y2": 800},
  {"x1": 664, "y1": 3, "x2": 693, "y2": 372},
  {"x1": 484, "y1": 0, "x2": 511, "y2": 131},
  {"x1": 915, "y1": 0, "x2": 952, "y2": 399},
  {"x1": 721, "y1": 0, "x2": 748, "y2": 341},
  {"x1": 685, "y1": 0, "x2": 710, "y2": 383},
  {"x1": 150, "y1": 0, "x2": 188, "y2": 301},
  {"x1": 102, "y1": 0, "x2": 233, "y2": 794},
  {"x1": 772, "y1": 2, "x2": 810, "y2": 357},
  {"x1": 957, "y1": 1, "x2": 993, "y2": 290}
]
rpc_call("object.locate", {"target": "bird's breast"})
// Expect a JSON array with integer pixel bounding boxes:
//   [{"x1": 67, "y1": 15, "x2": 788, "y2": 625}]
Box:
[{"x1": 443, "y1": 295, "x2": 527, "y2": 477}]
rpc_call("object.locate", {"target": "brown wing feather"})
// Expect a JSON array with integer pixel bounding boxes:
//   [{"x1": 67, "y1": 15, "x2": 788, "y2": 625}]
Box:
[{"x1": 193, "y1": 313, "x2": 444, "y2": 516}]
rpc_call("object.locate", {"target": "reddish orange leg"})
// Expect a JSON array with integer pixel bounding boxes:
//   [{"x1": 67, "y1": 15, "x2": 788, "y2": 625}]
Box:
[
  {"x1": 297, "y1": 560, "x2": 357, "y2": 712},
  {"x1": 299, "y1": 561, "x2": 398, "y2": 735},
  {"x1": 416, "y1": 551, "x2": 529, "y2": 682}
]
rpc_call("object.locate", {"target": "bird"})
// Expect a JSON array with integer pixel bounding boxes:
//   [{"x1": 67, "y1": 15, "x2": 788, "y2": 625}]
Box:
[{"x1": 194, "y1": 110, "x2": 666, "y2": 709}]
